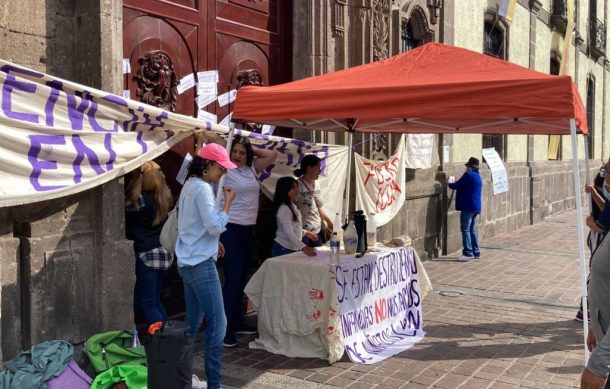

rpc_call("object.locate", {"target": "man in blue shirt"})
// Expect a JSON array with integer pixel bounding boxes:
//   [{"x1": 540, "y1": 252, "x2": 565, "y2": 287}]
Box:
[{"x1": 449, "y1": 157, "x2": 483, "y2": 261}]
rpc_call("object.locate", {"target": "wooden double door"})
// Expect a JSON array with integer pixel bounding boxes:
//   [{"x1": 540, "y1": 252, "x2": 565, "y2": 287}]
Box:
[{"x1": 123, "y1": 0, "x2": 292, "y2": 323}]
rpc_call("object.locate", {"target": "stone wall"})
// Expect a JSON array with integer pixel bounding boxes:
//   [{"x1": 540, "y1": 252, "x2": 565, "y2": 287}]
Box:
[{"x1": 0, "y1": 0, "x2": 130, "y2": 363}]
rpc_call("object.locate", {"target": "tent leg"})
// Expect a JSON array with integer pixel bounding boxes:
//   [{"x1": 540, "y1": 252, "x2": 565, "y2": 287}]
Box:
[
  {"x1": 343, "y1": 131, "x2": 354, "y2": 222},
  {"x1": 583, "y1": 135, "x2": 592, "y2": 212},
  {"x1": 570, "y1": 118, "x2": 590, "y2": 364},
  {"x1": 216, "y1": 123, "x2": 236, "y2": 206}
]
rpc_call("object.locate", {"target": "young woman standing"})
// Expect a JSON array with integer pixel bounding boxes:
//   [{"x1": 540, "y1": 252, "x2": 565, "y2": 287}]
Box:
[
  {"x1": 175, "y1": 143, "x2": 237, "y2": 389},
  {"x1": 219, "y1": 136, "x2": 277, "y2": 348}
]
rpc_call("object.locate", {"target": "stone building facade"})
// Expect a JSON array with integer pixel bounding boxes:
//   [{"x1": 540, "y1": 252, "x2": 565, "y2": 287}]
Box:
[{"x1": 0, "y1": 0, "x2": 607, "y2": 362}]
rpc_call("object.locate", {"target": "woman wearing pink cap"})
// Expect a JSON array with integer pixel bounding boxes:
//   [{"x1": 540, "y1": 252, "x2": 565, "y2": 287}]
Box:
[{"x1": 175, "y1": 143, "x2": 237, "y2": 389}]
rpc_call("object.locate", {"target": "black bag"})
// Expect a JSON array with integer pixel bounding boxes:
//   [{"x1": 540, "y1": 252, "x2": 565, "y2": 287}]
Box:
[{"x1": 319, "y1": 220, "x2": 332, "y2": 244}]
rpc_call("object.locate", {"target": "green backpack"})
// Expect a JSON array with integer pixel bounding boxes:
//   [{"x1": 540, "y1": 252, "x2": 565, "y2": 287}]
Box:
[
  {"x1": 90, "y1": 365, "x2": 147, "y2": 389},
  {"x1": 85, "y1": 330, "x2": 147, "y2": 376}
]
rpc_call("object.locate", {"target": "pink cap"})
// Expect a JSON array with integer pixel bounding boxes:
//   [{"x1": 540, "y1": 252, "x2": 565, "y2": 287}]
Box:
[{"x1": 198, "y1": 143, "x2": 237, "y2": 170}]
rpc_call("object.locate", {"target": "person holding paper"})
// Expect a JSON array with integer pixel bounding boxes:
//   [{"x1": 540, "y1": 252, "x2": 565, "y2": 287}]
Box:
[
  {"x1": 219, "y1": 136, "x2": 277, "y2": 348},
  {"x1": 294, "y1": 154, "x2": 334, "y2": 247},
  {"x1": 175, "y1": 143, "x2": 237, "y2": 389},
  {"x1": 448, "y1": 157, "x2": 483, "y2": 261}
]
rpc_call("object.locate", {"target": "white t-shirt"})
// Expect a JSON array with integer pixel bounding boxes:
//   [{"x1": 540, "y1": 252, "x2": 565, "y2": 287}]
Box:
[
  {"x1": 274, "y1": 203, "x2": 306, "y2": 251},
  {"x1": 295, "y1": 178, "x2": 323, "y2": 233},
  {"x1": 221, "y1": 165, "x2": 260, "y2": 225}
]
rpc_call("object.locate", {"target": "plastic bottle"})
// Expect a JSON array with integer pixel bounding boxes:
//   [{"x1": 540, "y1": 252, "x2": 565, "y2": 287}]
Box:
[
  {"x1": 329, "y1": 232, "x2": 340, "y2": 266},
  {"x1": 333, "y1": 212, "x2": 343, "y2": 242},
  {"x1": 367, "y1": 212, "x2": 377, "y2": 246},
  {"x1": 130, "y1": 329, "x2": 141, "y2": 348},
  {"x1": 343, "y1": 220, "x2": 358, "y2": 254}
]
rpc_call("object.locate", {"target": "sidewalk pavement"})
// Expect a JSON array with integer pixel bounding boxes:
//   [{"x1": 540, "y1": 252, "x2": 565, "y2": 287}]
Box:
[{"x1": 194, "y1": 209, "x2": 587, "y2": 388}]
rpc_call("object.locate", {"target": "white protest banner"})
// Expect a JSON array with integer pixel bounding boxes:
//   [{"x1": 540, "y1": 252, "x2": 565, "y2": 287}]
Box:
[
  {"x1": 177, "y1": 73, "x2": 195, "y2": 94},
  {"x1": 482, "y1": 148, "x2": 509, "y2": 195},
  {"x1": 355, "y1": 135, "x2": 406, "y2": 227},
  {"x1": 405, "y1": 134, "x2": 434, "y2": 169},
  {"x1": 335, "y1": 247, "x2": 425, "y2": 364},
  {"x1": 0, "y1": 60, "x2": 227, "y2": 207},
  {"x1": 229, "y1": 128, "x2": 349, "y2": 217},
  {"x1": 0, "y1": 60, "x2": 349, "y2": 211}
]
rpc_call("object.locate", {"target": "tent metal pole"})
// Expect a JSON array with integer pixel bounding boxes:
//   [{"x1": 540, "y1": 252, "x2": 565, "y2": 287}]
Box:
[
  {"x1": 343, "y1": 129, "x2": 355, "y2": 222},
  {"x1": 216, "y1": 123, "x2": 235, "y2": 206},
  {"x1": 570, "y1": 118, "x2": 590, "y2": 364},
  {"x1": 583, "y1": 135, "x2": 592, "y2": 213}
]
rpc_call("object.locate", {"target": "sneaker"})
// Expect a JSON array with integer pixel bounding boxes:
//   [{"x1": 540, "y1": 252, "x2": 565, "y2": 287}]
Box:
[
  {"x1": 234, "y1": 324, "x2": 257, "y2": 335},
  {"x1": 192, "y1": 374, "x2": 207, "y2": 389},
  {"x1": 223, "y1": 333, "x2": 238, "y2": 348},
  {"x1": 575, "y1": 310, "x2": 591, "y2": 322},
  {"x1": 457, "y1": 255, "x2": 474, "y2": 262},
  {"x1": 473, "y1": 254, "x2": 481, "y2": 259}
]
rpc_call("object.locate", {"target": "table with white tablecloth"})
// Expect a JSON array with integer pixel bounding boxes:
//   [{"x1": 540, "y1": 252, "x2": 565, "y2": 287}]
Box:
[{"x1": 244, "y1": 245, "x2": 431, "y2": 363}]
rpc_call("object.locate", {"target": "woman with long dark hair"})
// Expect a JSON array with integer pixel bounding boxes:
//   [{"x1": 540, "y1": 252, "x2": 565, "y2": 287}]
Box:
[
  {"x1": 294, "y1": 154, "x2": 334, "y2": 247},
  {"x1": 125, "y1": 161, "x2": 173, "y2": 326},
  {"x1": 271, "y1": 177, "x2": 317, "y2": 257},
  {"x1": 175, "y1": 143, "x2": 237, "y2": 389},
  {"x1": 218, "y1": 136, "x2": 277, "y2": 348}
]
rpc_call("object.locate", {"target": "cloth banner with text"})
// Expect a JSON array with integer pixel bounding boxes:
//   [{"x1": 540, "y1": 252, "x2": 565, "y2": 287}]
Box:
[
  {"x1": 405, "y1": 134, "x2": 434, "y2": 169},
  {"x1": 335, "y1": 246, "x2": 425, "y2": 364},
  {"x1": 0, "y1": 60, "x2": 348, "y2": 210},
  {"x1": 355, "y1": 135, "x2": 406, "y2": 227}
]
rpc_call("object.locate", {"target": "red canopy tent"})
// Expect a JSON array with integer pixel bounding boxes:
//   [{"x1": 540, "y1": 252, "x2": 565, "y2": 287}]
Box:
[
  {"x1": 233, "y1": 42, "x2": 591, "y2": 362},
  {"x1": 233, "y1": 42, "x2": 587, "y2": 135}
]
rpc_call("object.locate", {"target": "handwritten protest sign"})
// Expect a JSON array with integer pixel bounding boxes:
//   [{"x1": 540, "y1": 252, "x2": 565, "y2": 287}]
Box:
[
  {"x1": 354, "y1": 135, "x2": 406, "y2": 227},
  {"x1": 335, "y1": 247, "x2": 425, "y2": 364},
  {"x1": 405, "y1": 134, "x2": 434, "y2": 169},
  {"x1": 482, "y1": 148, "x2": 509, "y2": 195}
]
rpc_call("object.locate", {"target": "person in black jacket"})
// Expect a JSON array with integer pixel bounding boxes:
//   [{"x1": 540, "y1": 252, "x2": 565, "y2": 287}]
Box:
[{"x1": 125, "y1": 161, "x2": 173, "y2": 326}]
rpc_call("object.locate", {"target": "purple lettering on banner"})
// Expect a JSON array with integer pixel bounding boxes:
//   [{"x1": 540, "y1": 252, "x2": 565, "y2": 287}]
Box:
[
  {"x1": 67, "y1": 94, "x2": 92, "y2": 130},
  {"x1": 314, "y1": 146, "x2": 330, "y2": 175},
  {"x1": 2, "y1": 74, "x2": 39, "y2": 123},
  {"x1": 71, "y1": 135, "x2": 105, "y2": 183},
  {"x1": 28, "y1": 135, "x2": 67, "y2": 191},
  {"x1": 141, "y1": 111, "x2": 168, "y2": 131},
  {"x1": 165, "y1": 130, "x2": 174, "y2": 139},
  {"x1": 102, "y1": 94, "x2": 127, "y2": 107},
  {"x1": 103, "y1": 133, "x2": 116, "y2": 170},
  {"x1": 122, "y1": 108, "x2": 141, "y2": 132},
  {"x1": 136, "y1": 131, "x2": 147, "y2": 154},
  {"x1": 44, "y1": 80, "x2": 63, "y2": 127},
  {"x1": 87, "y1": 100, "x2": 119, "y2": 132}
]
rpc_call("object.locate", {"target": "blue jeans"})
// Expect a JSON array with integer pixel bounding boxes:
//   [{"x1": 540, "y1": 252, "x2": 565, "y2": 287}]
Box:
[
  {"x1": 219, "y1": 223, "x2": 255, "y2": 335},
  {"x1": 134, "y1": 256, "x2": 168, "y2": 326},
  {"x1": 460, "y1": 211, "x2": 480, "y2": 257},
  {"x1": 178, "y1": 260, "x2": 226, "y2": 389},
  {"x1": 271, "y1": 241, "x2": 297, "y2": 257}
]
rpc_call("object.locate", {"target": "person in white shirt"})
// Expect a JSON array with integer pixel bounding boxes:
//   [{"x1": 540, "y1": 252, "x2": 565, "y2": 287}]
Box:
[
  {"x1": 218, "y1": 136, "x2": 277, "y2": 348},
  {"x1": 294, "y1": 154, "x2": 334, "y2": 247},
  {"x1": 271, "y1": 177, "x2": 317, "y2": 257}
]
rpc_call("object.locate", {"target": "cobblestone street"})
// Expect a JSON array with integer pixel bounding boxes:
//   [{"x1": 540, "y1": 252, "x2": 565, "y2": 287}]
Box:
[{"x1": 195, "y1": 210, "x2": 587, "y2": 388}]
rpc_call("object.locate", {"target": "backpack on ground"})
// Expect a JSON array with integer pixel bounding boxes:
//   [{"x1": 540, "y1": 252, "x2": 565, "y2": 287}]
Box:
[{"x1": 85, "y1": 330, "x2": 146, "y2": 376}]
